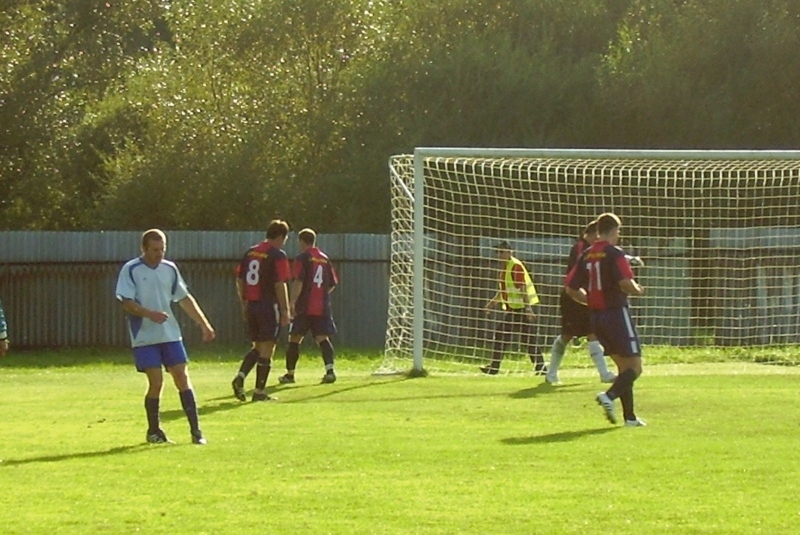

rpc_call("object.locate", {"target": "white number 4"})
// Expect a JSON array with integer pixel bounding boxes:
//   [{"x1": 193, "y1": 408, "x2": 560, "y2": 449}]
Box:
[{"x1": 313, "y1": 264, "x2": 324, "y2": 287}]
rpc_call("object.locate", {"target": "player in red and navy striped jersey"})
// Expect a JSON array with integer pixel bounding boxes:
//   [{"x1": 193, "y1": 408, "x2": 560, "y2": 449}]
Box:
[
  {"x1": 231, "y1": 219, "x2": 292, "y2": 402},
  {"x1": 566, "y1": 213, "x2": 646, "y2": 426},
  {"x1": 546, "y1": 219, "x2": 616, "y2": 385},
  {"x1": 278, "y1": 228, "x2": 339, "y2": 384}
]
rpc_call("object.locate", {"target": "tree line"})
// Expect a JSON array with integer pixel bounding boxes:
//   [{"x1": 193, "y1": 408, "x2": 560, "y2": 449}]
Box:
[{"x1": 2, "y1": 0, "x2": 798, "y2": 232}]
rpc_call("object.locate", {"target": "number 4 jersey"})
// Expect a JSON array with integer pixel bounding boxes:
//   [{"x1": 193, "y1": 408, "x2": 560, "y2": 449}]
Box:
[
  {"x1": 237, "y1": 241, "x2": 291, "y2": 303},
  {"x1": 293, "y1": 247, "x2": 338, "y2": 316}
]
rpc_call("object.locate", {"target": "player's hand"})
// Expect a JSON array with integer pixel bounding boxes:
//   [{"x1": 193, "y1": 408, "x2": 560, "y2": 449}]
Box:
[
  {"x1": 628, "y1": 255, "x2": 645, "y2": 267},
  {"x1": 147, "y1": 310, "x2": 169, "y2": 324},
  {"x1": 201, "y1": 325, "x2": 216, "y2": 342},
  {"x1": 524, "y1": 306, "x2": 535, "y2": 321}
]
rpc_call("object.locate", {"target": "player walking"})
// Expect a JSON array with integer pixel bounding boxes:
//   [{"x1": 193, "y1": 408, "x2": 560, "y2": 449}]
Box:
[
  {"x1": 231, "y1": 220, "x2": 292, "y2": 402},
  {"x1": 546, "y1": 219, "x2": 616, "y2": 384},
  {"x1": 115, "y1": 229, "x2": 215, "y2": 445},
  {"x1": 566, "y1": 213, "x2": 646, "y2": 426},
  {"x1": 278, "y1": 228, "x2": 339, "y2": 384}
]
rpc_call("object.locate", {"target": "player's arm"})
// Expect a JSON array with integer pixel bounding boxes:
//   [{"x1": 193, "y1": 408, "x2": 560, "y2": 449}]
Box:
[
  {"x1": 119, "y1": 298, "x2": 169, "y2": 324},
  {"x1": 178, "y1": 295, "x2": 216, "y2": 342},
  {"x1": 288, "y1": 257, "x2": 305, "y2": 315},
  {"x1": 565, "y1": 286, "x2": 588, "y2": 305},
  {"x1": 564, "y1": 263, "x2": 588, "y2": 305},
  {"x1": 235, "y1": 277, "x2": 248, "y2": 319},
  {"x1": 620, "y1": 278, "x2": 644, "y2": 296},
  {"x1": 328, "y1": 262, "x2": 339, "y2": 295},
  {"x1": 485, "y1": 288, "x2": 501, "y2": 312},
  {"x1": 275, "y1": 281, "x2": 290, "y2": 324},
  {"x1": 625, "y1": 254, "x2": 645, "y2": 267},
  {"x1": 275, "y1": 256, "x2": 292, "y2": 324},
  {"x1": 615, "y1": 254, "x2": 644, "y2": 296},
  {"x1": 289, "y1": 279, "x2": 303, "y2": 310}
]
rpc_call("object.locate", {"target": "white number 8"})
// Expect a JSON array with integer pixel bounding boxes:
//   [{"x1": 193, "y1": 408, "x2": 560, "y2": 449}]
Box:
[{"x1": 246, "y1": 259, "x2": 260, "y2": 285}]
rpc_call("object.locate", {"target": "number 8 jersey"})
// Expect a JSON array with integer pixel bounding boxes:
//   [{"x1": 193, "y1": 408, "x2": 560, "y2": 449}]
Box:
[
  {"x1": 237, "y1": 241, "x2": 291, "y2": 303},
  {"x1": 293, "y1": 246, "x2": 338, "y2": 316}
]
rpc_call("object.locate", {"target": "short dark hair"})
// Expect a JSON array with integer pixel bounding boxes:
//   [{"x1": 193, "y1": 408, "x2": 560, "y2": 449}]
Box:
[
  {"x1": 596, "y1": 213, "x2": 622, "y2": 235},
  {"x1": 141, "y1": 229, "x2": 166, "y2": 249},
  {"x1": 298, "y1": 228, "x2": 316, "y2": 246},
  {"x1": 583, "y1": 220, "x2": 598, "y2": 237},
  {"x1": 266, "y1": 219, "x2": 290, "y2": 240}
]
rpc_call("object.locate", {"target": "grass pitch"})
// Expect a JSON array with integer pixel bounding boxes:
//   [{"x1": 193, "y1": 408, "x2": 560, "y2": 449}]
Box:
[{"x1": 0, "y1": 347, "x2": 798, "y2": 534}]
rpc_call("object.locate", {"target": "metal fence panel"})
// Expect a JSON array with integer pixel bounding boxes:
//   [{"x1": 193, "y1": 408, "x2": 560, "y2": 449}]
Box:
[{"x1": 0, "y1": 232, "x2": 390, "y2": 349}]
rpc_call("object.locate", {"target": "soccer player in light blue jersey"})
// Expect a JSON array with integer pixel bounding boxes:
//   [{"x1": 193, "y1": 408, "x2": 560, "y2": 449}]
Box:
[
  {"x1": 116, "y1": 229, "x2": 215, "y2": 445},
  {"x1": 0, "y1": 298, "x2": 8, "y2": 358}
]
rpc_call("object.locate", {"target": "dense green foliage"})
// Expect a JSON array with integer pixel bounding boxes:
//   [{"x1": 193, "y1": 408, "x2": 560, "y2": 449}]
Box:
[{"x1": 2, "y1": 1, "x2": 799, "y2": 231}]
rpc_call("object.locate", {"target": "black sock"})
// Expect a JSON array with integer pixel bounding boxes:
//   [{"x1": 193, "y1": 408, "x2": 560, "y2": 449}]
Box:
[
  {"x1": 619, "y1": 385, "x2": 636, "y2": 421},
  {"x1": 285, "y1": 342, "x2": 300, "y2": 375},
  {"x1": 144, "y1": 396, "x2": 160, "y2": 433},
  {"x1": 238, "y1": 348, "x2": 259, "y2": 378},
  {"x1": 607, "y1": 368, "x2": 637, "y2": 401},
  {"x1": 489, "y1": 348, "x2": 503, "y2": 369},
  {"x1": 255, "y1": 357, "x2": 271, "y2": 390},
  {"x1": 320, "y1": 339, "x2": 335, "y2": 373},
  {"x1": 179, "y1": 389, "x2": 201, "y2": 435}
]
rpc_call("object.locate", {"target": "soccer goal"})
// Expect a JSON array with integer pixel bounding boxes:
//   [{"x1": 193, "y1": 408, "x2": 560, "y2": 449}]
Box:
[{"x1": 383, "y1": 148, "x2": 800, "y2": 374}]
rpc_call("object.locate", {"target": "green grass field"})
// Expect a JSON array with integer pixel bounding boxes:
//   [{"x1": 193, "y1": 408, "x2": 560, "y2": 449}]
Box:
[{"x1": 1, "y1": 346, "x2": 798, "y2": 534}]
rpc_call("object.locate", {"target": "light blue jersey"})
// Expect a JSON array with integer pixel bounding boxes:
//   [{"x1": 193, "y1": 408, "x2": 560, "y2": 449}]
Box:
[
  {"x1": 0, "y1": 298, "x2": 7, "y2": 339},
  {"x1": 115, "y1": 257, "x2": 190, "y2": 348}
]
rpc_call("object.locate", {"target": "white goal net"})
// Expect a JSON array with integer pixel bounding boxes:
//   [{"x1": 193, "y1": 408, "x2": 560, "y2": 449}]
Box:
[{"x1": 383, "y1": 148, "x2": 800, "y2": 374}]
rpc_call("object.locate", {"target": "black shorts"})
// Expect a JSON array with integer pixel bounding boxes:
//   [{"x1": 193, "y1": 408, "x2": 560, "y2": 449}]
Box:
[
  {"x1": 289, "y1": 313, "x2": 337, "y2": 338},
  {"x1": 245, "y1": 301, "x2": 281, "y2": 342},
  {"x1": 590, "y1": 307, "x2": 642, "y2": 357},
  {"x1": 560, "y1": 291, "x2": 591, "y2": 339}
]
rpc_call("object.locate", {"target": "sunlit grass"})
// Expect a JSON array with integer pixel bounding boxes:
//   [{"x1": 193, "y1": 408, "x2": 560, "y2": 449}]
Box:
[{"x1": 0, "y1": 346, "x2": 798, "y2": 534}]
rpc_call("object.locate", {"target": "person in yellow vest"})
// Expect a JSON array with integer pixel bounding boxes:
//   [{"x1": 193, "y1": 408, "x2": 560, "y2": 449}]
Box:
[{"x1": 481, "y1": 241, "x2": 546, "y2": 375}]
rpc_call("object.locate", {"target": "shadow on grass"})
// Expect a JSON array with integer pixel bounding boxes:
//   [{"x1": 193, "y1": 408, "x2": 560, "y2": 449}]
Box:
[
  {"x1": 0, "y1": 443, "x2": 152, "y2": 467},
  {"x1": 501, "y1": 427, "x2": 617, "y2": 445},
  {"x1": 161, "y1": 383, "x2": 286, "y2": 420},
  {"x1": 161, "y1": 377, "x2": 406, "y2": 418},
  {"x1": 282, "y1": 376, "x2": 411, "y2": 403},
  {"x1": 508, "y1": 382, "x2": 583, "y2": 399}
]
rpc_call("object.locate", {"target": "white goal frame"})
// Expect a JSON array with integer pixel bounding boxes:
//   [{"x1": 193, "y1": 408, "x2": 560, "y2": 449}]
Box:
[{"x1": 387, "y1": 147, "x2": 800, "y2": 373}]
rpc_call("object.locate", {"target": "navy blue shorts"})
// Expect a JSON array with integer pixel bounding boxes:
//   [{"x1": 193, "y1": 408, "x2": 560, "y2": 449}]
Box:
[
  {"x1": 590, "y1": 307, "x2": 641, "y2": 357},
  {"x1": 289, "y1": 314, "x2": 337, "y2": 338},
  {"x1": 132, "y1": 341, "x2": 188, "y2": 372},
  {"x1": 246, "y1": 301, "x2": 281, "y2": 342},
  {"x1": 560, "y1": 291, "x2": 591, "y2": 339}
]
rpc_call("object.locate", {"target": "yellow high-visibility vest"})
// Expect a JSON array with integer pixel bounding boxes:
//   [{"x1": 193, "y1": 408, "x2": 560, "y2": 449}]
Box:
[{"x1": 502, "y1": 256, "x2": 539, "y2": 310}]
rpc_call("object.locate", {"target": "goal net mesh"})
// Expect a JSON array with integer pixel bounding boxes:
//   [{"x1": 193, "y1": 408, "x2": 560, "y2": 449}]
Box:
[{"x1": 383, "y1": 150, "x2": 800, "y2": 374}]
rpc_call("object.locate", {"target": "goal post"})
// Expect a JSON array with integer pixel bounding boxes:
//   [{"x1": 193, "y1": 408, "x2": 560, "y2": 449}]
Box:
[{"x1": 384, "y1": 148, "x2": 800, "y2": 374}]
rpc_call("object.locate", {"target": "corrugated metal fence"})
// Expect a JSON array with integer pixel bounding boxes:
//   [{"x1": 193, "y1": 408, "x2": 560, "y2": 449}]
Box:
[{"x1": 0, "y1": 232, "x2": 389, "y2": 349}]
